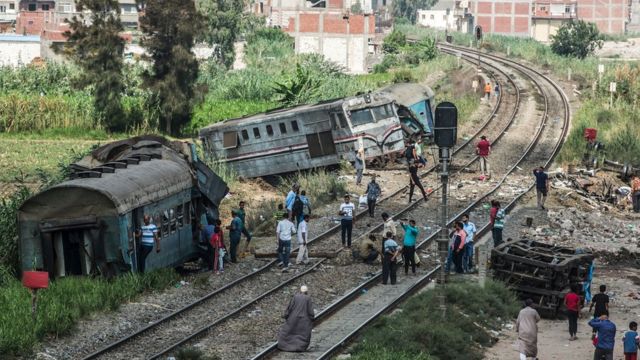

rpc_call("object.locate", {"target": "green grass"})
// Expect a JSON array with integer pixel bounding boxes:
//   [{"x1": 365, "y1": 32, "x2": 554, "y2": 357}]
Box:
[
  {"x1": 0, "y1": 268, "x2": 180, "y2": 356},
  {"x1": 351, "y1": 280, "x2": 519, "y2": 360}
]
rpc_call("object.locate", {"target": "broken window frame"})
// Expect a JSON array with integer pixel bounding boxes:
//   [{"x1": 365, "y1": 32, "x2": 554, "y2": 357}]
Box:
[{"x1": 222, "y1": 131, "x2": 238, "y2": 149}]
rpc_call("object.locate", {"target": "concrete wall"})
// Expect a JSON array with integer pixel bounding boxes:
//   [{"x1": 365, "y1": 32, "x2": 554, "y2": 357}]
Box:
[
  {"x1": 531, "y1": 17, "x2": 567, "y2": 41},
  {"x1": 471, "y1": 0, "x2": 532, "y2": 36},
  {"x1": 417, "y1": 9, "x2": 456, "y2": 30},
  {"x1": 575, "y1": 0, "x2": 628, "y2": 34},
  {"x1": 0, "y1": 36, "x2": 40, "y2": 66}
]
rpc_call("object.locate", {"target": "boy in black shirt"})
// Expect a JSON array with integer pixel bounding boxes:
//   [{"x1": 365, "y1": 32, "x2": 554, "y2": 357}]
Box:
[{"x1": 590, "y1": 285, "x2": 610, "y2": 318}]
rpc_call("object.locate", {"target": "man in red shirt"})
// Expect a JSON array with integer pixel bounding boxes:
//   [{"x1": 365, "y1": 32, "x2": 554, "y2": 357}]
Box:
[
  {"x1": 476, "y1": 135, "x2": 491, "y2": 178},
  {"x1": 564, "y1": 284, "x2": 582, "y2": 341}
]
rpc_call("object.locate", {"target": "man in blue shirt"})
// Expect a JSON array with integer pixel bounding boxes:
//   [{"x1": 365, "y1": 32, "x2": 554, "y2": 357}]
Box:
[
  {"x1": 200, "y1": 215, "x2": 216, "y2": 270},
  {"x1": 461, "y1": 213, "x2": 477, "y2": 273},
  {"x1": 227, "y1": 210, "x2": 243, "y2": 263},
  {"x1": 533, "y1": 166, "x2": 549, "y2": 210},
  {"x1": 589, "y1": 315, "x2": 616, "y2": 360},
  {"x1": 399, "y1": 219, "x2": 419, "y2": 275},
  {"x1": 285, "y1": 184, "x2": 300, "y2": 220},
  {"x1": 382, "y1": 232, "x2": 399, "y2": 285}
]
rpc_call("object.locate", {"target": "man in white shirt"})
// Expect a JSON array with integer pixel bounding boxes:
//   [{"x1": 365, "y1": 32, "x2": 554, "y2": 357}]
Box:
[
  {"x1": 296, "y1": 215, "x2": 310, "y2": 265},
  {"x1": 339, "y1": 195, "x2": 356, "y2": 248},
  {"x1": 276, "y1": 213, "x2": 296, "y2": 272}
]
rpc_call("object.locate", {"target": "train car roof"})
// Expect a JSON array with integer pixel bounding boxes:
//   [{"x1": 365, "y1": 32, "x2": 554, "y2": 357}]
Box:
[
  {"x1": 20, "y1": 158, "x2": 193, "y2": 218},
  {"x1": 379, "y1": 83, "x2": 435, "y2": 106}
]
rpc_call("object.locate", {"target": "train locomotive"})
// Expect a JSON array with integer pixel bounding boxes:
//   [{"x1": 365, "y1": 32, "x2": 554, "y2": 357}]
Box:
[
  {"x1": 199, "y1": 83, "x2": 435, "y2": 178},
  {"x1": 18, "y1": 136, "x2": 228, "y2": 279}
]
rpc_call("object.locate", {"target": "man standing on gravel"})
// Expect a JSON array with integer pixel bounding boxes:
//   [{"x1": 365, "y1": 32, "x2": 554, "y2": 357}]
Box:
[
  {"x1": 382, "y1": 212, "x2": 397, "y2": 240},
  {"x1": 476, "y1": 135, "x2": 491, "y2": 178},
  {"x1": 490, "y1": 200, "x2": 505, "y2": 247},
  {"x1": 461, "y1": 213, "x2": 477, "y2": 273},
  {"x1": 277, "y1": 285, "x2": 314, "y2": 352},
  {"x1": 382, "y1": 232, "x2": 400, "y2": 285},
  {"x1": 354, "y1": 148, "x2": 365, "y2": 186},
  {"x1": 533, "y1": 167, "x2": 550, "y2": 210},
  {"x1": 227, "y1": 210, "x2": 243, "y2": 263},
  {"x1": 276, "y1": 213, "x2": 296, "y2": 272},
  {"x1": 237, "y1": 201, "x2": 253, "y2": 258},
  {"x1": 285, "y1": 184, "x2": 300, "y2": 220},
  {"x1": 589, "y1": 314, "x2": 617, "y2": 360},
  {"x1": 399, "y1": 219, "x2": 419, "y2": 275},
  {"x1": 295, "y1": 215, "x2": 310, "y2": 265},
  {"x1": 339, "y1": 195, "x2": 356, "y2": 248},
  {"x1": 516, "y1": 298, "x2": 540, "y2": 360},
  {"x1": 365, "y1": 175, "x2": 382, "y2": 217}
]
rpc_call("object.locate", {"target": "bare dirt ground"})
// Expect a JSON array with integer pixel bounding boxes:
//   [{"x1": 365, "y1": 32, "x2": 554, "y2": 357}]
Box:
[{"x1": 596, "y1": 38, "x2": 640, "y2": 60}]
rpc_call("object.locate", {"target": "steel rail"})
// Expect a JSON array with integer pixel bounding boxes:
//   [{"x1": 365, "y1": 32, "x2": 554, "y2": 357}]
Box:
[{"x1": 254, "y1": 45, "x2": 571, "y2": 360}]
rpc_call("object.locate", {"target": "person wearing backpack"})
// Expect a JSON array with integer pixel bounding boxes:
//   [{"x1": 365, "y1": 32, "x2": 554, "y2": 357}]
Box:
[{"x1": 292, "y1": 192, "x2": 305, "y2": 226}]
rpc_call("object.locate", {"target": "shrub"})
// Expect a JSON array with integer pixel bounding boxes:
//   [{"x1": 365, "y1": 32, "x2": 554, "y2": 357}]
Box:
[
  {"x1": 550, "y1": 20, "x2": 603, "y2": 59},
  {"x1": 382, "y1": 29, "x2": 407, "y2": 54}
]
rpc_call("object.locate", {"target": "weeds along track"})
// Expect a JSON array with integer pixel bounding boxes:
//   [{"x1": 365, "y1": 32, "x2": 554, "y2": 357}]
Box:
[
  {"x1": 252, "y1": 45, "x2": 571, "y2": 360},
  {"x1": 76, "y1": 51, "x2": 517, "y2": 360}
]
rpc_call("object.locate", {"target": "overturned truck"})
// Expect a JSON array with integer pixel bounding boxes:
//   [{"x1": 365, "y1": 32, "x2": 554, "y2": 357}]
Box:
[{"x1": 491, "y1": 239, "x2": 594, "y2": 317}]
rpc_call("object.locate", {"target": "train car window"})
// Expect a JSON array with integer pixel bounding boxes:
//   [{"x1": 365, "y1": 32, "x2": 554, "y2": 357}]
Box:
[
  {"x1": 372, "y1": 105, "x2": 393, "y2": 121},
  {"x1": 177, "y1": 204, "x2": 184, "y2": 227},
  {"x1": 351, "y1": 109, "x2": 374, "y2": 126},
  {"x1": 291, "y1": 120, "x2": 299, "y2": 131},
  {"x1": 241, "y1": 130, "x2": 249, "y2": 141},
  {"x1": 162, "y1": 211, "x2": 169, "y2": 238},
  {"x1": 279, "y1": 123, "x2": 287, "y2": 134},
  {"x1": 266, "y1": 125, "x2": 274, "y2": 136},
  {"x1": 223, "y1": 131, "x2": 238, "y2": 149},
  {"x1": 253, "y1": 127, "x2": 261, "y2": 139},
  {"x1": 170, "y1": 208, "x2": 177, "y2": 233},
  {"x1": 337, "y1": 112, "x2": 349, "y2": 128}
]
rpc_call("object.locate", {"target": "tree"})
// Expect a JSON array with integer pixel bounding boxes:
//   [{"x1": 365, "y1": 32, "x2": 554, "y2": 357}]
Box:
[
  {"x1": 139, "y1": 0, "x2": 201, "y2": 135},
  {"x1": 382, "y1": 29, "x2": 406, "y2": 54},
  {"x1": 392, "y1": 0, "x2": 437, "y2": 24},
  {"x1": 62, "y1": 0, "x2": 126, "y2": 131},
  {"x1": 550, "y1": 20, "x2": 603, "y2": 59},
  {"x1": 350, "y1": 1, "x2": 363, "y2": 14},
  {"x1": 197, "y1": 0, "x2": 244, "y2": 69}
]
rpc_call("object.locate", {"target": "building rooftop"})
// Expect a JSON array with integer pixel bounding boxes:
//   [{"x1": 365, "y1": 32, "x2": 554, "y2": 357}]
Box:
[
  {"x1": 0, "y1": 34, "x2": 40, "y2": 42},
  {"x1": 429, "y1": 0, "x2": 455, "y2": 11}
]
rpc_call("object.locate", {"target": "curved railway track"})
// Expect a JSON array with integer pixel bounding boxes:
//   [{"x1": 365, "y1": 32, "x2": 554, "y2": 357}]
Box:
[
  {"x1": 253, "y1": 44, "x2": 570, "y2": 360},
  {"x1": 79, "y1": 45, "x2": 569, "y2": 360}
]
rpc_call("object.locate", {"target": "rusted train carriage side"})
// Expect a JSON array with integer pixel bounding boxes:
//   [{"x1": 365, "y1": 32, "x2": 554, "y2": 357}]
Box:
[
  {"x1": 18, "y1": 137, "x2": 228, "y2": 279},
  {"x1": 199, "y1": 91, "x2": 424, "y2": 178}
]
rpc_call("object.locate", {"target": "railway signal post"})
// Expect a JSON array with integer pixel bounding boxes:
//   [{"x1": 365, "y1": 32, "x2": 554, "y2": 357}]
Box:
[{"x1": 434, "y1": 102, "x2": 458, "y2": 317}]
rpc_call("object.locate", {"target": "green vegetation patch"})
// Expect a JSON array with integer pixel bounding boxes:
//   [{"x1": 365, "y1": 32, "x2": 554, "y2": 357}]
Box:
[
  {"x1": 0, "y1": 268, "x2": 179, "y2": 356},
  {"x1": 351, "y1": 280, "x2": 519, "y2": 360}
]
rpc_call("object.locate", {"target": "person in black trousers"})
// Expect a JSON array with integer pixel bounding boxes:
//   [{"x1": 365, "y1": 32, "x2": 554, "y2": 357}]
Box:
[
  {"x1": 339, "y1": 195, "x2": 356, "y2": 248},
  {"x1": 408, "y1": 160, "x2": 428, "y2": 203},
  {"x1": 365, "y1": 176, "x2": 381, "y2": 217},
  {"x1": 452, "y1": 221, "x2": 465, "y2": 274},
  {"x1": 382, "y1": 232, "x2": 399, "y2": 285}
]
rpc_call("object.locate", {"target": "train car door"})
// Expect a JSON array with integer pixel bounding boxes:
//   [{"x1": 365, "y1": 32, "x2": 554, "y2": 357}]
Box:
[
  {"x1": 303, "y1": 110, "x2": 338, "y2": 165},
  {"x1": 39, "y1": 216, "x2": 98, "y2": 278}
]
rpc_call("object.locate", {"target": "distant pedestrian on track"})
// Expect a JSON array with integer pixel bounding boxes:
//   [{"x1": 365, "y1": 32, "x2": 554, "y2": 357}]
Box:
[
  {"x1": 382, "y1": 212, "x2": 397, "y2": 240},
  {"x1": 382, "y1": 231, "x2": 400, "y2": 285},
  {"x1": 564, "y1": 284, "x2": 581, "y2": 341},
  {"x1": 516, "y1": 298, "x2": 540, "y2": 360},
  {"x1": 461, "y1": 213, "x2": 477, "y2": 273},
  {"x1": 490, "y1": 200, "x2": 505, "y2": 247},
  {"x1": 276, "y1": 213, "x2": 296, "y2": 272},
  {"x1": 227, "y1": 210, "x2": 243, "y2": 263},
  {"x1": 365, "y1": 175, "x2": 382, "y2": 217},
  {"x1": 404, "y1": 140, "x2": 418, "y2": 165},
  {"x1": 295, "y1": 214, "x2": 310, "y2": 265},
  {"x1": 452, "y1": 221, "x2": 466, "y2": 274},
  {"x1": 484, "y1": 82, "x2": 492, "y2": 100},
  {"x1": 277, "y1": 285, "x2": 314, "y2": 352},
  {"x1": 354, "y1": 148, "x2": 365, "y2": 186},
  {"x1": 622, "y1": 321, "x2": 639, "y2": 360},
  {"x1": 237, "y1": 201, "x2": 253, "y2": 258},
  {"x1": 589, "y1": 314, "x2": 616, "y2": 360},
  {"x1": 339, "y1": 195, "x2": 356, "y2": 248},
  {"x1": 399, "y1": 219, "x2": 418, "y2": 275},
  {"x1": 210, "y1": 225, "x2": 225, "y2": 274},
  {"x1": 494, "y1": 83, "x2": 500, "y2": 99},
  {"x1": 135, "y1": 214, "x2": 160, "y2": 273},
  {"x1": 285, "y1": 183, "x2": 300, "y2": 220},
  {"x1": 291, "y1": 190, "x2": 305, "y2": 226},
  {"x1": 476, "y1": 135, "x2": 491, "y2": 178},
  {"x1": 631, "y1": 175, "x2": 640, "y2": 213},
  {"x1": 408, "y1": 160, "x2": 428, "y2": 203},
  {"x1": 533, "y1": 167, "x2": 550, "y2": 210}
]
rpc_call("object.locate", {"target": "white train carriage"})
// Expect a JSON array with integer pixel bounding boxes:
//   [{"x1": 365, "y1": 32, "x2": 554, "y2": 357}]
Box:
[{"x1": 199, "y1": 91, "x2": 426, "y2": 178}]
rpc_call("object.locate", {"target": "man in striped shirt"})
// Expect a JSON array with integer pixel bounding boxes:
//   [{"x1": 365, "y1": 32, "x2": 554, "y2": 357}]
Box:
[{"x1": 136, "y1": 215, "x2": 160, "y2": 273}]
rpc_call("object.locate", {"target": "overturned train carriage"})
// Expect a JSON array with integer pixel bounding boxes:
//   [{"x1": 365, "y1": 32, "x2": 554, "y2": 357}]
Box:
[
  {"x1": 199, "y1": 83, "x2": 435, "y2": 178},
  {"x1": 491, "y1": 239, "x2": 594, "y2": 317},
  {"x1": 18, "y1": 136, "x2": 228, "y2": 279}
]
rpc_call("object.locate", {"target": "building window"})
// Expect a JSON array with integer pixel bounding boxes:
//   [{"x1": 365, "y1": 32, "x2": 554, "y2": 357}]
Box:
[
  {"x1": 0, "y1": 5, "x2": 6, "y2": 12},
  {"x1": 241, "y1": 129, "x2": 249, "y2": 141},
  {"x1": 422, "y1": 14, "x2": 425, "y2": 20},
  {"x1": 540, "y1": 6, "x2": 546, "y2": 11},
  {"x1": 253, "y1": 127, "x2": 261, "y2": 139},
  {"x1": 41, "y1": 4, "x2": 50, "y2": 10},
  {"x1": 9, "y1": 3, "x2": 14, "y2": 10},
  {"x1": 291, "y1": 120, "x2": 299, "y2": 132},
  {"x1": 429, "y1": 14, "x2": 434, "y2": 20},
  {"x1": 279, "y1": 123, "x2": 287, "y2": 134},
  {"x1": 28, "y1": 3, "x2": 37, "y2": 11},
  {"x1": 59, "y1": 2, "x2": 72, "y2": 12},
  {"x1": 266, "y1": 124, "x2": 274, "y2": 136}
]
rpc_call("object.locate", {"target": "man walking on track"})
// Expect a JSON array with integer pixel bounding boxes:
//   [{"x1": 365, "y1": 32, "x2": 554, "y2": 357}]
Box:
[
  {"x1": 516, "y1": 298, "x2": 540, "y2": 360},
  {"x1": 339, "y1": 195, "x2": 356, "y2": 248},
  {"x1": 296, "y1": 215, "x2": 310, "y2": 265},
  {"x1": 476, "y1": 135, "x2": 491, "y2": 178},
  {"x1": 277, "y1": 285, "x2": 314, "y2": 352},
  {"x1": 533, "y1": 167, "x2": 549, "y2": 210},
  {"x1": 484, "y1": 82, "x2": 492, "y2": 100},
  {"x1": 276, "y1": 213, "x2": 296, "y2": 272},
  {"x1": 354, "y1": 148, "x2": 365, "y2": 186},
  {"x1": 408, "y1": 160, "x2": 428, "y2": 203}
]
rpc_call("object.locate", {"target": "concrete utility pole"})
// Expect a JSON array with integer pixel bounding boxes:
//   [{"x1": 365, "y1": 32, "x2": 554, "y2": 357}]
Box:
[{"x1": 434, "y1": 102, "x2": 458, "y2": 319}]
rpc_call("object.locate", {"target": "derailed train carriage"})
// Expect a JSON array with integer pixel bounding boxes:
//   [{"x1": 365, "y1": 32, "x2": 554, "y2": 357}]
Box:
[
  {"x1": 199, "y1": 83, "x2": 435, "y2": 178},
  {"x1": 18, "y1": 136, "x2": 228, "y2": 279}
]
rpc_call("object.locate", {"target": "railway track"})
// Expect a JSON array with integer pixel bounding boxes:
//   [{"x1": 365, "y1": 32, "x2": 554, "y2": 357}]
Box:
[
  {"x1": 77, "y1": 52, "x2": 514, "y2": 360},
  {"x1": 77, "y1": 46, "x2": 567, "y2": 360},
  {"x1": 252, "y1": 44, "x2": 570, "y2": 359}
]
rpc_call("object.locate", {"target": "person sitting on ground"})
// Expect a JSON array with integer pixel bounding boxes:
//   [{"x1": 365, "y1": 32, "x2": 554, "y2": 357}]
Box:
[{"x1": 357, "y1": 234, "x2": 380, "y2": 265}]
